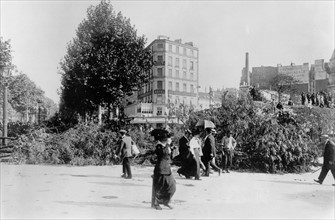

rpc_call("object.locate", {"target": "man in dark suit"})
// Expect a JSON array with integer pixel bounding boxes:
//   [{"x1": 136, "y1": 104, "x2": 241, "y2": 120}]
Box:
[
  {"x1": 116, "y1": 129, "x2": 133, "y2": 179},
  {"x1": 314, "y1": 135, "x2": 335, "y2": 186},
  {"x1": 202, "y1": 128, "x2": 221, "y2": 176},
  {"x1": 176, "y1": 129, "x2": 193, "y2": 178}
]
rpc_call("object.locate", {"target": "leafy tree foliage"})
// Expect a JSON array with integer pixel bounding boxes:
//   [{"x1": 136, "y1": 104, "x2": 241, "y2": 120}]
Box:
[
  {"x1": 0, "y1": 37, "x2": 13, "y2": 70},
  {"x1": 187, "y1": 96, "x2": 320, "y2": 173},
  {"x1": 60, "y1": 0, "x2": 153, "y2": 120},
  {"x1": 269, "y1": 74, "x2": 297, "y2": 101},
  {"x1": 1, "y1": 38, "x2": 57, "y2": 122}
]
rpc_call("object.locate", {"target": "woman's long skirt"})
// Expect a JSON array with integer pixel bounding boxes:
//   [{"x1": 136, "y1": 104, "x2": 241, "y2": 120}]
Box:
[{"x1": 153, "y1": 173, "x2": 176, "y2": 206}]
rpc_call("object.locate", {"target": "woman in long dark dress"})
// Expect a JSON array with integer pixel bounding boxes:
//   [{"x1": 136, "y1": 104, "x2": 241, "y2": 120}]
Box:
[{"x1": 151, "y1": 129, "x2": 176, "y2": 210}]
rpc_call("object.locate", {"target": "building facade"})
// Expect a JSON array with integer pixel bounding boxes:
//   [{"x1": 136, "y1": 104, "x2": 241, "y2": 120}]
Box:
[
  {"x1": 326, "y1": 50, "x2": 335, "y2": 95},
  {"x1": 124, "y1": 36, "x2": 199, "y2": 127},
  {"x1": 241, "y1": 50, "x2": 335, "y2": 96},
  {"x1": 277, "y1": 62, "x2": 310, "y2": 93},
  {"x1": 310, "y1": 59, "x2": 329, "y2": 93}
]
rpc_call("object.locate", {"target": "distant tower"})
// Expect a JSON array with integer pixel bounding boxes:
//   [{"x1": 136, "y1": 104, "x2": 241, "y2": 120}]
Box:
[{"x1": 246, "y1": 52, "x2": 250, "y2": 86}]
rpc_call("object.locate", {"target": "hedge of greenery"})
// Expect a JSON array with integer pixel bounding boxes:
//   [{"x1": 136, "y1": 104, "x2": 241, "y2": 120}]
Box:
[
  {"x1": 186, "y1": 96, "x2": 326, "y2": 173},
  {"x1": 4, "y1": 94, "x2": 334, "y2": 173}
]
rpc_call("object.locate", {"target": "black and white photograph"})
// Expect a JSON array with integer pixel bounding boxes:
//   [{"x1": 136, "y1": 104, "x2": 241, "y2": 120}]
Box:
[{"x1": 1, "y1": 0, "x2": 334, "y2": 219}]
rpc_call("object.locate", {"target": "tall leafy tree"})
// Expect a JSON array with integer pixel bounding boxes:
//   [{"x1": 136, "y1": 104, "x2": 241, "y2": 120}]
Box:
[
  {"x1": 269, "y1": 74, "x2": 298, "y2": 102},
  {"x1": 60, "y1": 0, "x2": 153, "y2": 119}
]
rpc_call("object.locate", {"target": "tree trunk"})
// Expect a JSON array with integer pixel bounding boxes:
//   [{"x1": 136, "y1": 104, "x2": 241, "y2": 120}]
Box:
[{"x1": 98, "y1": 105, "x2": 102, "y2": 125}]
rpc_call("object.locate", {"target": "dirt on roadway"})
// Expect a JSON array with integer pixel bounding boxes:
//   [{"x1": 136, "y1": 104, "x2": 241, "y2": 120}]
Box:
[{"x1": 1, "y1": 164, "x2": 334, "y2": 219}]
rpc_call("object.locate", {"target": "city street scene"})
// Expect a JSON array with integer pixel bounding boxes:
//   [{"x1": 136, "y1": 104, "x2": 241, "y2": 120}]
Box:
[{"x1": 1, "y1": 0, "x2": 334, "y2": 219}]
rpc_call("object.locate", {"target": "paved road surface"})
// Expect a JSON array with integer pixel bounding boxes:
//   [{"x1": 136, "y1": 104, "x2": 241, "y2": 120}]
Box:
[{"x1": 1, "y1": 164, "x2": 334, "y2": 219}]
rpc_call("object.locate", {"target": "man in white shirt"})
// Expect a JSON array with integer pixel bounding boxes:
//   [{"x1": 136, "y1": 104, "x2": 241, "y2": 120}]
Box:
[{"x1": 221, "y1": 131, "x2": 237, "y2": 173}]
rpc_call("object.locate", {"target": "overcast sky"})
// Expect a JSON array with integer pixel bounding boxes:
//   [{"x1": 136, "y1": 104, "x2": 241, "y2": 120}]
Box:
[{"x1": 1, "y1": 0, "x2": 334, "y2": 104}]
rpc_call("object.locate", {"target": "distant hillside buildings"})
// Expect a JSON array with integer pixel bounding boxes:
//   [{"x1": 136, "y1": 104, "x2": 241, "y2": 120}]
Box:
[{"x1": 240, "y1": 50, "x2": 335, "y2": 97}]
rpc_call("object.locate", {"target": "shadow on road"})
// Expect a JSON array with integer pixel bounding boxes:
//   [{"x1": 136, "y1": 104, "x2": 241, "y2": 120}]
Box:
[
  {"x1": 55, "y1": 200, "x2": 146, "y2": 209},
  {"x1": 258, "y1": 179, "x2": 330, "y2": 186},
  {"x1": 89, "y1": 181, "x2": 149, "y2": 187}
]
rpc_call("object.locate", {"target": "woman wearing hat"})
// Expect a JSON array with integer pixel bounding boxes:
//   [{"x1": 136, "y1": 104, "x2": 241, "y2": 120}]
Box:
[{"x1": 151, "y1": 129, "x2": 176, "y2": 210}]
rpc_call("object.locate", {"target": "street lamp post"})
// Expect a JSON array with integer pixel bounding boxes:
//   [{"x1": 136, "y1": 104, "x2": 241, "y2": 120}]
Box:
[{"x1": 1, "y1": 66, "x2": 10, "y2": 146}]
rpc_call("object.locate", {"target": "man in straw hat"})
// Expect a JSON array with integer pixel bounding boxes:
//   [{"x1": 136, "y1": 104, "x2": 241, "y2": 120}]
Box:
[{"x1": 314, "y1": 134, "x2": 335, "y2": 186}]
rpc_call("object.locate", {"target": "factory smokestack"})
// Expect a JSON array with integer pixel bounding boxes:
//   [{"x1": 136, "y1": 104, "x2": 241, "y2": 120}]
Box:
[{"x1": 246, "y1": 52, "x2": 249, "y2": 86}]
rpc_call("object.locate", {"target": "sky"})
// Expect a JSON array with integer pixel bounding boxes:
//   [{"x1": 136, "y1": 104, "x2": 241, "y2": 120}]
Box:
[{"x1": 1, "y1": 0, "x2": 334, "y2": 104}]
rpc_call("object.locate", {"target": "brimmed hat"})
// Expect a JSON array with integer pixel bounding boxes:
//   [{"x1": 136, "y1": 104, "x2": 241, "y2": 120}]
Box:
[
  {"x1": 119, "y1": 129, "x2": 127, "y2": 134},
  {"x1": 151, "y1": 128, "x2": 173, "y2": 140},
  {"x1": 321, "y1": 134, "x2": 329, "y2": 139}
]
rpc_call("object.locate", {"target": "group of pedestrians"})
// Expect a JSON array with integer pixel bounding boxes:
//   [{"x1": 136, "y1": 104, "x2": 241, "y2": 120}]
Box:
[
  {"x1": 176, "y1": 127, "x2": 237, "y2": 180},
  {"x1": 115, "y1": 126, "x2": 335, "y2": 211},
  {"x1": 301, "y1": 92, "x2": 333, "y2": 108}
]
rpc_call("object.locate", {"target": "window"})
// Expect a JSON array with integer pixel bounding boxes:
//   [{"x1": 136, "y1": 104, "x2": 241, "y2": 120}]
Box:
[
  {"x1": 157, "y1": 55, "x2": 163, "y2": 63},
  {"x1": 168, "y1": 81, "x2": 172, "y2": 90},
  {"x1": 190, "y1": 72, "x2": 194, "y2": 80},
  {"x1": 183, "y1": 47, "x2": 186, "y2": 55},
  {"x1": 157, "y1": 43, "x2": 163, "y2": 49},
  {"x1": 183, "y1": 59, "x2": 187, "y2": 69},
  {"x1": 168, "y1": 56, "x2": 172, "y2": 66},
  {"x1": 190, "y1": 61, "x2": 194, "y2": 70},
  {"x1": 176, "y1": 82, "x2": 179, "y2": 91},
  {"x1": 175, "y1": 58, "x2": 179, "y2": 67},
  {"x1": 191, "y1": 49, "x2": 194, "y2": 56},
  {"x1": 169, "y1": 44, "x2": 172, "y2": 52},
  {"x1": 175, "y1": 70, "x2": 179, "y2": 78},
  {"x1": 168, "y1": 69, "x2": 172, "y2": 77},
  {"x1": 157, "y1": 107, "x2": 162, "y2": 115},
  {"x1": 176, "y1": 46, "x2": 179, "y2": 54},
  {"x1": 190, "y1": 84, "x2": 194, "y2": 93},
  {"x1": 157, "y1": 68, "x2": 163, "y2": 77},
  {"x1": 157, "y1": 81, "x2": 163, "y2": 89},
  {"x1": 183, "y1": 71, "x2": 187, "y2": 79},
  {"x1": 157, "y1": 95, "x2": 163, "y2": 104},
  {"x1": 183, "y1": 83, "x2": 187, "y2": 92}
]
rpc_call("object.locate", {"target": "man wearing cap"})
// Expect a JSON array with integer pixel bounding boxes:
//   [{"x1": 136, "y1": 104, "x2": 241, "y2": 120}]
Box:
[
  {"x1": 314, "y1": 134, "x2": 335, "y2": 186},
  {"x1": 221, "y1": 131, "x2": 237, "y2": 173},
  {"x1": 116, "y1": 129, "x2": 133, "y2": 179}
]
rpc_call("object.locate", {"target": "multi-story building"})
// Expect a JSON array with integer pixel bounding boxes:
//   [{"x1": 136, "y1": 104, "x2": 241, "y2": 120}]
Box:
[
  {"x1": 277, "y1": 62, "x2": 310, "y2": 93},
  {"x1": 124, "y1": 36, "x2": 199, "y2": 127},
  {"x1": 326, "y1": 50, "x2": 335, "y2": 95},
  {"x1": 310, "y1": 59, "x2": 329, "y2": 93}
]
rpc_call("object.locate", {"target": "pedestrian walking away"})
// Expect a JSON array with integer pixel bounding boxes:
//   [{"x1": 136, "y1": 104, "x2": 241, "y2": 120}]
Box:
[
  {"x1": 116, "y1": 129, "x2": 134, "y2": 179},
  {"x1": 314, "y1": 134, "x2": 335, "y2": 186}
]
